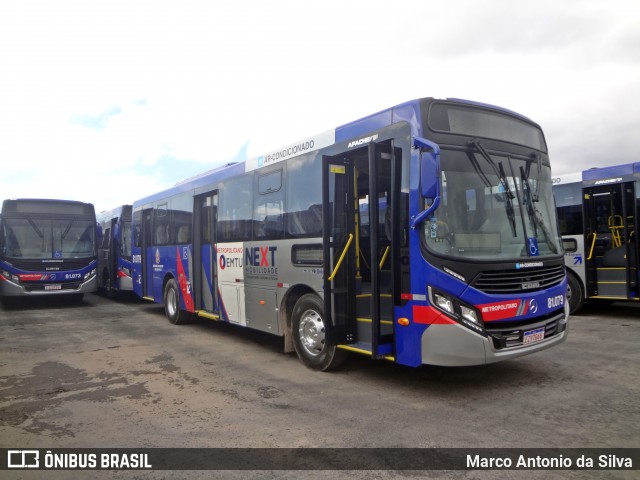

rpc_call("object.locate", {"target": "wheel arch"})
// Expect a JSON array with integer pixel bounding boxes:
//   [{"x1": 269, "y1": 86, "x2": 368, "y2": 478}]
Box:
[{"x1": 279, "y1": 284, "x2": 321, "y2": 353}]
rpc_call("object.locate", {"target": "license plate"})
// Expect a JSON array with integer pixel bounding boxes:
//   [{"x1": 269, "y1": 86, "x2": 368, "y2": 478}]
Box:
[
  {"x1": 44, "y1": 284, "x2": 62, "y2": 291},
  {"x1": 523, "y1": 327, "x2": 545, "y2": 345}
]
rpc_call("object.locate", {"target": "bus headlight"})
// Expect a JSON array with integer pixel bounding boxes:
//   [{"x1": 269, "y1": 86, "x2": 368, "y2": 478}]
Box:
[
  {"x1": 428, "y1": 286, "x2": 485, "y2": 335},
  {"x1": 84, "y1": 268, "x2": 96, "y2": 281},
  {"x1": 461, "y1": 305, "x2": 479, "y2": 325},
  {"x1": 433, "y1": 292, "x2": 454, "y2": 314},
  {"x1": 1, "y1": 270, "x2": 19, "y2": 283},
  {"x1": 2, "y1": 270, "x2": 19, "y2": 283}
]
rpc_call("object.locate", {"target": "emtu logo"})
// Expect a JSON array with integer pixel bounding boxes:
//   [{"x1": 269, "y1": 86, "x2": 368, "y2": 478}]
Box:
[{"x1": 8, "y1": 450, "x2": 39, "y2": 468}]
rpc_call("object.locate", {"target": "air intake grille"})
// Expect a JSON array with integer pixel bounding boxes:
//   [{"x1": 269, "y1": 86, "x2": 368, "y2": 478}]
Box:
[
  {"x1": 487, "y1": 312, "x2": 566, "y2": 350},
  {"x1": 472, "y1": 265, "x2": 565, "y2": 294},
  {"x1": 6, "y1": 259, "x2": 94, "y2": 272}
]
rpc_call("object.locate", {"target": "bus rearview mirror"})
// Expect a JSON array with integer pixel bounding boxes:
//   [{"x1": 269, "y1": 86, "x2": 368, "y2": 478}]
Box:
[{"x1": 420, "y1": 150, "x2": 440, "y2": 198}]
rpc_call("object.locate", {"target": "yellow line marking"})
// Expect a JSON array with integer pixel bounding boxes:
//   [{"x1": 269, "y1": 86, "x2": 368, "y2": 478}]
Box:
[
  {"x1": 356, "y1": 317, "x2": 393, "y2": 325},
  {"x1": 337, "y1": 345, "x2": 395, "y2": 362}
]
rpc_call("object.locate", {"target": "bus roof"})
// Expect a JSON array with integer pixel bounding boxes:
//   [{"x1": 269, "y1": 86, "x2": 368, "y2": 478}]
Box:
[
  {"x1": 97, "y1": 204, "x2": 132, "y2": 222},
  {"x1": 582, "y1": 162, "x2": 640, "y2": 183},
  {"x1": 1, "y1": 198, "x2": 95, "y2": 217},
  {"x1": 132, "y1": 97, "x2": 539, "y2": 208},
  {"x1": 552, "y1": 172, "x2": 583, "y2": 185}
]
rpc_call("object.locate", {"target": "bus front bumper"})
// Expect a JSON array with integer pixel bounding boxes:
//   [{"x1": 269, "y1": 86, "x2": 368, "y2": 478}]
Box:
[
  {"x1": 420, "y1": 308, "x2": 568, "y2": 366},
  {"x1": 0, "y1": 274, "x2": 98, "y2": 297}
]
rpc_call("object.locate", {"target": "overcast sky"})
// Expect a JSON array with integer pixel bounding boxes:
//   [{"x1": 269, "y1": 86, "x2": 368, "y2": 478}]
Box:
[{"x1": 1, "y1": 0, "x2": 639, "y2": 212}]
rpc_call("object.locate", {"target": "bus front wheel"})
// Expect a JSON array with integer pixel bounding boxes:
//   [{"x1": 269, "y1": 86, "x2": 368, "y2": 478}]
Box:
[
  {"x1": 567, "y1": 271, "x2": 584, "y2": 314},
  {"x1": 291, "y1": 294, "x2": 346, "y2": 371},
  {"x1": 163, "y1": 279, "x2": 192, "y2": 325}
]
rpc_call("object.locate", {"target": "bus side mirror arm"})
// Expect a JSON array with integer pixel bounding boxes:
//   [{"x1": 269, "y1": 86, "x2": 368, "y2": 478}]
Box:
[
  {"x1": 412, "y1": 136, "x2": 442, "y2": 229},
  {"x1": 411, "y1": 196, "x2": 440, "y2": 230}
]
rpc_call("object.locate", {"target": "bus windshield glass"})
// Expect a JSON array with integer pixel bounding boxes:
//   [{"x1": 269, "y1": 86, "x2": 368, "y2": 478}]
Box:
[
  {"x1": 424, "y1": 148, "x2": 562, "y2": 260},
  {"x1": 1, "y1": 217, "x2": 96, "y2": 259}
]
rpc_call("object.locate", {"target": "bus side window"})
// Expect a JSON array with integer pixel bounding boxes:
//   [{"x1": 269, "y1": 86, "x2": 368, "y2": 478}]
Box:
[
  {"x1": 254, "y1": 169, "x2": 284, "y2": 240},
  {"x1": 285, "y1": 154, "x2": 322, "y2": 238},
  {"x1": 219, "y1": 174, "x2": 253, "y2": 242}
]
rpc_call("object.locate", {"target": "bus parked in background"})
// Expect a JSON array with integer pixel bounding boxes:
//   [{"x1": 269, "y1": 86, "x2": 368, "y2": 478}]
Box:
[
  {"x1": 0, "y1": 198, "x2": 98, "y2": 301},
  {"x1": 554, "y1": 163, "x2": 640, "y2": 313},
  {"x1": 97, "y1": 205, "x2": 133, "y2": 296},
  {"x1": 131, "y1": 97, "x2": 568, "y2": 370}
]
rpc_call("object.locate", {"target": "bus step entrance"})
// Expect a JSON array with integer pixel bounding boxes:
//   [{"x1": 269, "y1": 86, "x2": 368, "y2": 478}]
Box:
[
  {"x1": 595, "y1": 267, "x2": 634, "y2": 298},
  {"x1": 340, "y1": 340, "x2": 394, "y2": 358},
  {"x1": 355, "y1": 293, "x2": 395, "y2": 359}
]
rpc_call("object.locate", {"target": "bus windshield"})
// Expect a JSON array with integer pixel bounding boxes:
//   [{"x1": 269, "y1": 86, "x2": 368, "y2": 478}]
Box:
[
  {"x1": 1, "y1": 217, "x2": 96, "y2": 259},
  {"x1": 424, "y1": 147, "x2": 562, "y2": 260}
]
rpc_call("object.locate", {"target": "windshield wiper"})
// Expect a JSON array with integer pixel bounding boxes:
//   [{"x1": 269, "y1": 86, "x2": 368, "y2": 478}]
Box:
[
  {"x1": 524, "y1": 152, "x2": 542, "y2": 202},
  {"x1": 26, "y1": 217, "x2": 44, "y2": 239},
  {"x1": 61, "y1": 220, "x2": 75, "y2": 239},
  {"x1": 468, "y1": 139, "x2": 517, "y2": 237},
  {"x1": 520, "y1": 164, "x2": 558, "y2": 254},
  {"x1": 520, "y1": 166, "x2": 538, "y2": 236}
]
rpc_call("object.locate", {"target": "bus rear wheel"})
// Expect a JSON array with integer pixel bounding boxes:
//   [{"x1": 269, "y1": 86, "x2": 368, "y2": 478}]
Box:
[
  {"x1": 291, "y1": 294, "x2": 346, "y2": 371},
  {"x1": 163, "y1": 278, "x2": 192, "y2": 325}
]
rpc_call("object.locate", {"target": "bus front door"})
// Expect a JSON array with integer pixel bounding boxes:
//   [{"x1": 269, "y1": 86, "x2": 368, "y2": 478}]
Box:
[
  {"x1": 323, "y1": 155, "x2": 357, "y2": 348},
  {"x1": 323, "y1": 141, "x2": 400, "y2": 358},
  {"x1": 583, "y1": 182, "x2": 638, "y2": 300}
]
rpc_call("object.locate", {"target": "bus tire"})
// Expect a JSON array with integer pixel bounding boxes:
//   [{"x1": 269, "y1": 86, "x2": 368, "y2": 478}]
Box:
[
  {"x1": 291, "y1": 294, "x2": 346, "y2": 371},
  {"x1": 163, "y1": 278, "x2": 192, "y2": 325},
  {"x1": 566, "y1": 271, "x2": 584, "y2": 314}
]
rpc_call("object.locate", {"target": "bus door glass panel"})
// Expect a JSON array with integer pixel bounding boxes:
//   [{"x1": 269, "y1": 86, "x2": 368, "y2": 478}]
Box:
[
  {"x1": 585, "y1": 185, "x2": 625, "y2": 265},
  {"x1": 196, "y1": 193, "x2": 218, "y2": 313},
  {"x1": 623, "y1": 183, "x2": 638, "y2": 292},
  {"x1": 323, "y1": 156, "x2": 356, "y2": 343},
  {"x1": 109, "y1": 218, "x2": 118, "y2": 278},
  {"x1": 217, "y1": 174, "x2": 252, "y2": 324},
  {"x1": 142, "y1": 209, "x2": 153, "y2": 297}
]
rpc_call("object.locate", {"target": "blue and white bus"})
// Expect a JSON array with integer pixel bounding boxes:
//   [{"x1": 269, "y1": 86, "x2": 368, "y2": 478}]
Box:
[
  {"x1": 131, "y1": 97, "x2": 568, "y2": 370},
  {"x1": 554, "y1": 163, "x2": 640, "y2": 313},
  {"x1": 0, "y1": 198, "x2": 98, "y2": 301},
  {"x1": 97, "y1": 205, "x2": 133, "y2": 296}
]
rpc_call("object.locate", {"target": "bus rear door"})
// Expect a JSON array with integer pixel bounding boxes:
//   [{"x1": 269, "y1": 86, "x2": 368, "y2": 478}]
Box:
[{"x1": 193, "y1": 192, "x2": 219, "y2": 317}]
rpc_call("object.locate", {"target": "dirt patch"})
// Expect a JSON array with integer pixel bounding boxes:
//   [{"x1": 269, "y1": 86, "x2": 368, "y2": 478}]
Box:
[{"x1": 0, "y1": 361, "x2": 149, "y2": 437}]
